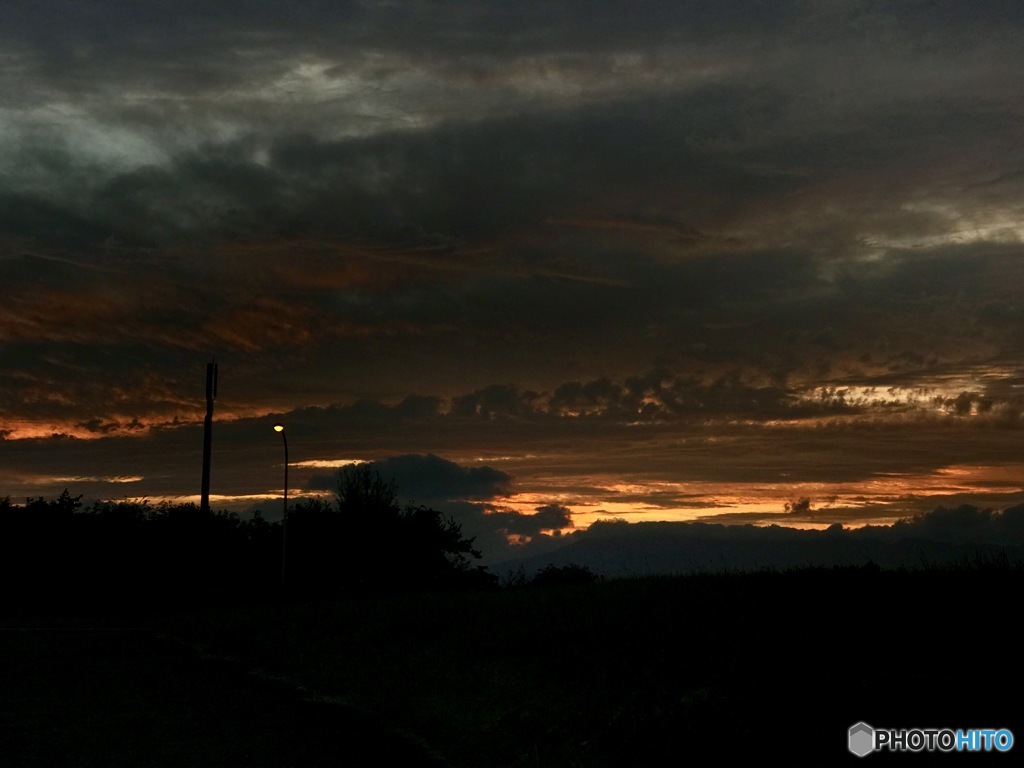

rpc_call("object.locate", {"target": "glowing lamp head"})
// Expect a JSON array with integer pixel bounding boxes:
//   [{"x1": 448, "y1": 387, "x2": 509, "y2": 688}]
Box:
[{"x1": 273, "y1": 423, "x2": 285, "y2": 433}]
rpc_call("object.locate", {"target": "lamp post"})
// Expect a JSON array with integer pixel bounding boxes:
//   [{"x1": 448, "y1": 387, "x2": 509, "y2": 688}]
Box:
[{"x1": 273, "y1": 423, "x2": 288, "y2": 589}]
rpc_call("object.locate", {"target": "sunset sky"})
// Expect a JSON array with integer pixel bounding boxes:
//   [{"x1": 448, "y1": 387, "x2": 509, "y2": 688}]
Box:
[{"x1": 3, "y1": 2, "x2": 1024, "y2": 562}]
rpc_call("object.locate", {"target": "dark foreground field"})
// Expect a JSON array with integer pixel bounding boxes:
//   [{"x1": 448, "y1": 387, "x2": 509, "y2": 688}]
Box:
[{"x1": 3, "y1": 564, "x2": 1021, "y2": 766}]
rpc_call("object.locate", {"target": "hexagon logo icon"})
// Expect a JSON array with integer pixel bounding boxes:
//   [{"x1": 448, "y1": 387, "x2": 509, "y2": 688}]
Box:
[{"x1": 849, "y1": 722, "x2": 875, "y2": 757}]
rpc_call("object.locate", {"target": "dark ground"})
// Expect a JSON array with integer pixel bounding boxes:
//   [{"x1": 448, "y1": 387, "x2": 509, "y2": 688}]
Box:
[
  {"x1": 0, "y1": 624, "x2": 445, "y2": 767},
  {"x1": 2, "y1": 565, "x2": 1021, "y2": 767}
]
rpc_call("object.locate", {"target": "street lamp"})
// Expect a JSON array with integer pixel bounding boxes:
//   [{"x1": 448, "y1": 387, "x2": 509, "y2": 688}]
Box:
[{"x1": 273, "y1": 423, "x2": 288, "y2": 589}]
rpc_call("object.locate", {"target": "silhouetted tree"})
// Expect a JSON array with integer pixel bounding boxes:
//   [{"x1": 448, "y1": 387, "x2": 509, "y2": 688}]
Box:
[
  {"x1": 392, "y1": 503, "x2": 485, "y2": 585},
  {"x1": 336, "y1": 462, "x2": 401, "y2": 519},
  {"x1": 327, "y1": 462, "x2": 489, "y2": 591}
]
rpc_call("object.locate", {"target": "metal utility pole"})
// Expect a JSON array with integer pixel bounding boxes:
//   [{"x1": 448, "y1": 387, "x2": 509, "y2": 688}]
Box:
[{"x1": 200, "y1": 360, "x2": 217, "y2": 514}]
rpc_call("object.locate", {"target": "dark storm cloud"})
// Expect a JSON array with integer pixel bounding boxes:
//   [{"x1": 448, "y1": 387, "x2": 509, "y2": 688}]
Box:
[
  {"x1": 0, "y1": 1, "x2": 784, "y2": 83},
  {"x1": 445, "y1": 502, "x2": 576, "y2": 565},
  {"x1": 308, "y1": 453, "x2": 511, "y2": 502},
  {"x1": 0, "y1": 193, "x2": 114, "y2": 246},
  {"x1": 487, "y1": 503, "x2": 574, "y2": 537},
  {"x1": 7, "y1": 2, "x2": 1022, "y2": 85},
  {"x1": 4, "y1": 75, "x2": 1015, "y2": 373},
  {"x1": 6, "y1": 2, "x2": 1023, "y2": 210},
  {"x1": 4, "y1": 13, "x2": 1021, "y2": 268},
  {"x1": 547, "y1": 370, "x2": 816, "y2": 419},
  {"x1": 3, "y1": 89, "x2": 787, "y2": 247}
]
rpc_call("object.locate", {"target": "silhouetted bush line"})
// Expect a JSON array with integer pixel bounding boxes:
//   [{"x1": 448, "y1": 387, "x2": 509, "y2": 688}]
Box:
[
  {"x1": 0, "y1": 468, "x2": 495, "y2": 614},
  {"x1": 500, "y1": 562, "x2": 602, "y2": 588},
  {"x1": 0, "y1": 490, "x2": 280, "y2": 613}
]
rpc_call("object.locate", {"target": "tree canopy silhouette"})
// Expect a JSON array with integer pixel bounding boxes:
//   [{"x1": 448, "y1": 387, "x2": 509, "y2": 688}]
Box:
[{"x1": 288, "y1": 462, "x2": 489, "y2": 593}]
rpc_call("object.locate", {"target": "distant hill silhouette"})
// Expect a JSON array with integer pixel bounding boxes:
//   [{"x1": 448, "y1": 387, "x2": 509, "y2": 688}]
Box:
[{"x1": 490, "y1": 506, "x2": 1024, "y2": 578}]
